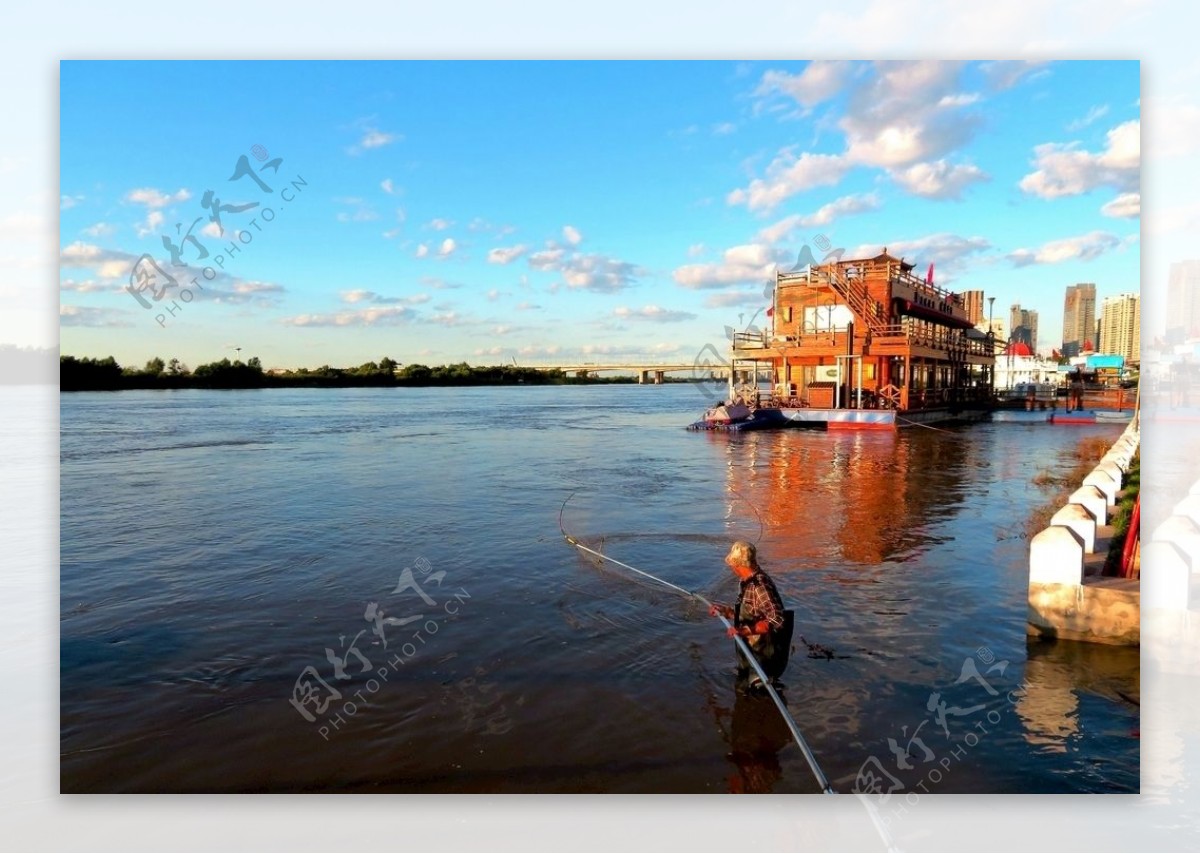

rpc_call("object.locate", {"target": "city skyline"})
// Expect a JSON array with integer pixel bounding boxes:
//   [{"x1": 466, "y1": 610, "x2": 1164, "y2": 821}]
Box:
[
  {"x1": 58, "y1": 61, "x2": 1140, "y2": 369},
  {"x1": 1062, "y1": 282, "x2": 1097, "y2": 357},
  {"x1": 1099, "y1": 292, "x2": 1140, "y2": 361}
]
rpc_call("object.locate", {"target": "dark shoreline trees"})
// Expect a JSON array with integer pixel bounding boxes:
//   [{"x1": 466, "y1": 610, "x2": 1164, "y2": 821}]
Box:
[{"x1": 60, "y1": 355, "x2": 653, "y2": 391}]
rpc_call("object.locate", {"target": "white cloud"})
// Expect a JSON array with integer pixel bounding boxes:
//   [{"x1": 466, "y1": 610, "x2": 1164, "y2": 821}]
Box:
[
  {"x1": 727, "y1": 151, "x2": 851, "y2": 213},
  {"x1": 60, "y1": 241, "x2": 108, "y2": 264},
  {"x1": 756, "y1": 61, "x2": 852, "y2": 109},
  {"x1": 1101, "y1": 192, "x2": 1140, "y2": 218},
  {"x1": 97, "y1": 259, "x2": 131, "y2": 280},
  {"x1": 528, "y1": 248, "x2": 566, "y2": 270},
  {"x1": 687, "y1": 243, "x2": 706, "y2": 258},
  {"x1": 125, "y1": 187, "x2": 191, "y2": 208},
  {"x1": 712, "y1": 122, "x2": 737, "y2": 136},
  {"x1": 1018, "y1": 120, "x2": 1140, "y2": 199},
  {"x1": 381, "y1": 207, "x2": 407, "y2": 239},
  {"x1": 61, "y1": 194, "x2": 84, "y2": 210},
  {"x1": 437, "y1": 238, "x2": 457, "y2": 258},
  {"x1": 515, "y1": 301, "x2": 541, "y2": 311},
  {"x1": 59, "y1": 304, "x2": 133, "y2": 327},
  {"x1": 522, "y1": 238, "x2": 643, "y2": 293},
  {"x1": 1068, "y1": 104, "x2": 1110, "y2": 131},
  {"x1": 848, "y1": 233, "x2": 991, "y2": 273},
  {"x1": 135, "y1": 210, "x2": 164, "y2": 238},
  {"x1": 674, "y1": 243, "x2": 786, "y2": 290},
  {"x1": 283, "y1": 306, "x2": 414, "y2": 327},
  {"x1": 415, "y1": 244, "x2": 429, "y2": 258},
  {"x1": 381, "y1": 178, "x2": 398, "y2": 194},
  {"x1": 340, "y1": 289, "x2": 429, "y2": 306},
  {"x1": 614, "y1": 305, "x2": 697, "y2": 323},
  {"x1": 232, "y1": 281, "x2": 284, "y2": 296},
  {"x1": 563, "y1": 225, "x2": 583, "y2": 246},
  {"x1": 487, "y1": 244, "x2": 528, "y2": 265},
  {"x1": 60, "y1": 240, "x2": 287, "y2": 308},
  {"x1": 362, "y1": 131, "x2": 396, "y2": 148},
  {"x1": 840, "y1": 61, "x2": 979, "y2": 169},
  {"x1": 59, "y1": 278, "x2": 114, "y2": 293},
  {"x1": 755, "y1": 193, "x2": 881, "y2": 244},
  {"x1": 1008, "y1": 230, "x2": 1122, "y2": 266},
  {"x1": 428, "y1": 218, "x2": 453, "y2": 231},
  {"x1": 937, "y1": 93, "x2": 981, "y2": 108},
  {"x1": 733, "y1": 62, "x2": 992, "y2": 211},
  {"x1": 335, "y1": 197, "x2": 379, "y2": 223},
  {"x1": 486, "y1": 288, "x2": 511, "y2": 302},
  {"x1": 890, "y1": 160, "x2": 989, "y2": 199},
  {"x1": 561, "y1": 254, "x2": 642, "y2": 293},
  {"x1": 429, "y1": 311, "x2": 464, "y2": 326}
]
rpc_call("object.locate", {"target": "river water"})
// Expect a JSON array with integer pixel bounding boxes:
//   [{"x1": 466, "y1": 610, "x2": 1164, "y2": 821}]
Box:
[{"x1": 59, "y1": 384, "x2": 1138, "y2": 793}]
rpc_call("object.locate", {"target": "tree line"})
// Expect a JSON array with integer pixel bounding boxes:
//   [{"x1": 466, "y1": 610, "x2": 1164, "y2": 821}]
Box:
[{"x1": 60, "y1": 355, "x2": 641, "y2": 391}]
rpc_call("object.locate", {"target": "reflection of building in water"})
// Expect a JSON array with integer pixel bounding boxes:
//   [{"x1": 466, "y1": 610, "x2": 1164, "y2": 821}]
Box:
[
  {"x1": 1015, "y1": 640, "x2": 1140, "y2": 754},
  {"x1": 1014, "y1": 653, "x2": 1079, "y2": 753},
  {"x1": 724, "y1": 430, "x2": 969, "y2": 566}
]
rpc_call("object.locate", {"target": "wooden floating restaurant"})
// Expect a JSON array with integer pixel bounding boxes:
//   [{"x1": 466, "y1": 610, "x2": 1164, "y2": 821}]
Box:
[{"x1": 712, "y1": 249, "x2": 997, "y2": 430}]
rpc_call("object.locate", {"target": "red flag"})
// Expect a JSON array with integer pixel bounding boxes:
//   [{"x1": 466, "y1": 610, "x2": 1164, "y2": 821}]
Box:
[
  {"x1": 926, "y1": 262, "x2": 935, "y2": 285},
  {"x1": 766, "y1": 306, "x2": 774, "y2": 317}
]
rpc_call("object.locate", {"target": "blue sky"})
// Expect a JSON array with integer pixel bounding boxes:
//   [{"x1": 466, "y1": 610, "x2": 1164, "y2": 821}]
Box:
[{"x1": 59, "y1": 60, "x2": 1140, "y2": 369}]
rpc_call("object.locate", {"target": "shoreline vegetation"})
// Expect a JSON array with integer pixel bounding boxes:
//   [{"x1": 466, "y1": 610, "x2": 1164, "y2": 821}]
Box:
[
  {"x1": 1023, "y1": 435, "x2": 1140, "y2": 576},
  {"x1": 59, "y1": 355, "x2": 707, "y2": 392}
]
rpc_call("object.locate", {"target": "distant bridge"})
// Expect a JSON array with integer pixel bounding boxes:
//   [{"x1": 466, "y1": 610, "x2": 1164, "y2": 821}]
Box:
[{"x1": 527, "y1": 362, "x2": 731, "y2": 384}]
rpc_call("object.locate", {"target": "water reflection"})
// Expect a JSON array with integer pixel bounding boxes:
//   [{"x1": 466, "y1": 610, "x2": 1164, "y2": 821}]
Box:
[
  {"x1": 719, "y1": 430, "x2": 971, "y2": 568},
  {"x1": 727, "y1": 690, "x2": 793, "y2": 793},
  {"x1": 1016, "y1": 639, "x2": 1139, "y2": 755}
]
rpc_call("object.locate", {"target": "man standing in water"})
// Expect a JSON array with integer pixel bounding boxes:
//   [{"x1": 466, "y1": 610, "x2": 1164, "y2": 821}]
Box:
[{"x1": 709, "y1": 541, "x2": 793, "y2": 692}]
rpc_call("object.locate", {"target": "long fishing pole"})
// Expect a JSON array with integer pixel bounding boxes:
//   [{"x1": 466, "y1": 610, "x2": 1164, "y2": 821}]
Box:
[{"x1": 558, "y1": 494, "x2": 836, "y2": 795}]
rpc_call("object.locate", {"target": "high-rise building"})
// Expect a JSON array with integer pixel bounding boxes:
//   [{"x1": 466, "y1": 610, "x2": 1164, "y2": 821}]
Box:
[
  {"x1": 961, "y1": 290, "x2": 985, "y2": 326},
  {"x1": 1062, "y1": 283, "x2": 1096, "y2": 357},
  {"x1": 1167, "y1": 261, "x2": 1200, "y2": 340},
  {"x1": 1099, "y1": 293, "x2": 1140, "y2": 362},
  {"x1": 1009, "y1": 304, "x2": 1039, "y2": 351}
]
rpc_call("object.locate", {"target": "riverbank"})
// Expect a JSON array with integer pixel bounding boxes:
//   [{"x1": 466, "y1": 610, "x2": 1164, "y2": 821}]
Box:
[{"x1": 59, "y1": 355, "x2": 696, "y2": 391}]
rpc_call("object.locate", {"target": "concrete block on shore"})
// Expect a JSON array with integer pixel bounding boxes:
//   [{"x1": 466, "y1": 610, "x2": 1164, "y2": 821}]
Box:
[
  {"x1": 1027, "y1": 581, "x2": 1139, "y2": 645},
  {"x1": 1096, "y1": 460, "x2": 1123, "y2": 491},
  {"x1": 1030, "y1": 526, "x2": 1085, "y2": 585},
  {"x1": 1051, "y1": 504, "x2": 1097, "y2": 554},
  {"x1": 1151, "y1": 516, "x2": 1200, "y2": 571},
  {"x1": 1102, "y1": 452, "x2": 1130, "y2": 473},
  {"x1": 1171, "y1": 495, "x2": 1200, "y2": 528},
  {"x1": 1083, "y1": 470, "x2": 1119, "y2": 504},
  {"x1": 1141, "y1": 541, "x2": 1191, "y2": 610},
  {"x1": 1069, "y1": 486, "x2": 1108, "y2": 525}
]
